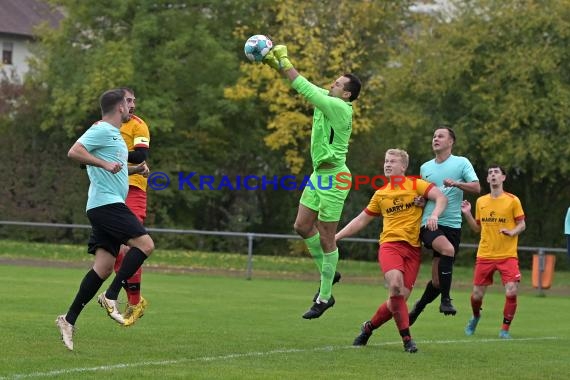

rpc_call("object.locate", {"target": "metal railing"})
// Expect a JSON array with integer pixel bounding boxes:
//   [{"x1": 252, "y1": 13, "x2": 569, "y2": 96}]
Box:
[{"x1": 0, "y1": 220, "x2": 566, "y2": 295}]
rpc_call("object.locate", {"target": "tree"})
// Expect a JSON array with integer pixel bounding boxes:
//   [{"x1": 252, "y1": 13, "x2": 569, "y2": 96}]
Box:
[
  {"x1": 376, "y1": 0, "x2": 570, "y2": 245},
  {"x1": 3, "y1": 0, "x2": 566, "y2": 251},
  {"x1": 226, "y1": 0, "x2": 413, "y2": 174},
  {"x1": 21, "y1": 0, "x2": 306, "y2": 249},
  {"x1": 0, "y1": 75, "x2": 88, "y2": 242}
]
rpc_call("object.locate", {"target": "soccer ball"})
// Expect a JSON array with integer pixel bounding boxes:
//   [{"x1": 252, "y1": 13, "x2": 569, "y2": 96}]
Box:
[{"x1": 244, "y1": 35, "x2": 273, "y2": 62}]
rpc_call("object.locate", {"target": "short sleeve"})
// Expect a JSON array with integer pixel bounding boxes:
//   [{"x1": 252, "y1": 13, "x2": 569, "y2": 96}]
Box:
[{"x1": 364, "y1": 191, "x2": 382, "y2": 216}]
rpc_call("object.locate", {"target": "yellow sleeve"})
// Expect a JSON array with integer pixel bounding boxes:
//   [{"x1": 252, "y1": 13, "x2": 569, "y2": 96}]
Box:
[
  {"x1": 513, "y1": 196, "x2": 525, "y2": 221},
  {"x1": 365, "y1": 190, "x2": 383, "y2": 216},
  {"x1": 414, "y1": 178, "x2": 432, "y2": 197},
  {"x1": 132, "y1": 117, "x2": 150, "y2": 148}
]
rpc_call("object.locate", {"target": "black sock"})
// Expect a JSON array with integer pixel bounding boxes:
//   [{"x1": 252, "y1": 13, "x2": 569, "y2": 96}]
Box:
[
  {"x1": 438, "y1": 256, "x2": 454, "y2": 300},
  {"x1": 66, "y1": 269, "x2": 104, "y2": 325},
  {"x1": 106, "y1": 247, "x2": 147, "y2": 299},
  {"x1": 418, "y1": 280, "x2": 441, "y2": 307}
]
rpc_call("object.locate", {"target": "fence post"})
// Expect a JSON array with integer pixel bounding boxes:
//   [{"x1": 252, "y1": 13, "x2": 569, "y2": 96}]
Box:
[
  {"x1": 246, "y1": 233, "x2": 254, "y2": 280},
  {"x1": 537, "y1": 248, "x2": 545, "y2": 297}
]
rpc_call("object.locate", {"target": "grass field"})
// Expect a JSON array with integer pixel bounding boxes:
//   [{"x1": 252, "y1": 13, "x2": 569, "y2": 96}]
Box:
[{"x1": 1, "y1": 240, "x2": 569, "y2": 379}]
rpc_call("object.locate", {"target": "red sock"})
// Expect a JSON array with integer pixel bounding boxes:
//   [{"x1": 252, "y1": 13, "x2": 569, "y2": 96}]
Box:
[
  {"x1": 126, "y1": 267, "x2": 142, "y2": 305},
  {"x1": 471, "y1": 294, "x2": 483, "y2": 318},
  {"x1": 389, "y1": 295, "x2": 409, "y2": 331},
  {"x1": 115, "y1": 246, "x2": 142, "y2": 305},
  {"x1": 502, "y1": 295, "x2": 517, "y2": 331},
  {"x1": 370, "y1": 302, "x2": 392, "y2": 328},
  {"x1": 114, "y1": 246, "x2": 128, "y2": 273}
]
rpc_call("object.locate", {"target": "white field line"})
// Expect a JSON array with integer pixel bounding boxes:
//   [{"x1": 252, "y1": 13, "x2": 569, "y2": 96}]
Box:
[{"x1": 1, "y1": 336, "x2": 560, "y2": 379}]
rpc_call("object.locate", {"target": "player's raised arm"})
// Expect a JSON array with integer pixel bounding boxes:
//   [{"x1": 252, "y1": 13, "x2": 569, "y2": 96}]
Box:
[
  {"x1": 460, "y1": 200, "x2": 481, "y2": 234},
  {"x1": 270, "y1": 45, "x2": 299, "y2": 81}
]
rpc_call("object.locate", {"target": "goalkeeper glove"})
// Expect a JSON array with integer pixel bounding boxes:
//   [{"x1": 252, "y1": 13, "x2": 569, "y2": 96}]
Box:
[
  {"x1": 262, "y1": 50, "x2": 280, "y2": 71},
  {"x1": 272, "y1": 45, "x2": 294, "y2": 70}
]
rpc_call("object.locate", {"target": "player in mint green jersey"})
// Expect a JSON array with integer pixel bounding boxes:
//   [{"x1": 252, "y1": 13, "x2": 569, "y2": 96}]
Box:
[
  {"x1": 263, "y1": 45, "x2": 361, "y2": 319},
  {"x1": 55, "y1": 89, "x2": 154, "y2": 351},
  {"x1": 409, "y1": 127, "x2": 480, "y2": 325}
]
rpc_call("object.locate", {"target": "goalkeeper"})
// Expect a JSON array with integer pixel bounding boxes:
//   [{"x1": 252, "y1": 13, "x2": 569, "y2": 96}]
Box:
[{"x1": 263, "y1": 45, "x2": 361, "y2": 319}]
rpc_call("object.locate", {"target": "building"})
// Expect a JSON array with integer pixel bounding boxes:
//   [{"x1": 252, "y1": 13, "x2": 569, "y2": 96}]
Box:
[{"x1": 0, "y1": 0, "x2": 62, "y2": 81}]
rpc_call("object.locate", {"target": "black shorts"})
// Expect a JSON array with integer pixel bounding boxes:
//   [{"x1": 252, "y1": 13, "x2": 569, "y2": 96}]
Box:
[
  {"x1": 420, "y1": 225, "x2": 461, "y2": 258},
  {"x1": 86, "y1": 202, "x2": 147, "y2": 257}
]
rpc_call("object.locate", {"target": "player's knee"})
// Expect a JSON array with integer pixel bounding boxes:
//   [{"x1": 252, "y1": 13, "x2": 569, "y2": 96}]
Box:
[
  {"x1": 293, "y1": 221, "x2": 311, "y2": 237},
  {"x1": 438, "y1": 247, "x2": 455, "y2": 257},
  {"x1": 472, "y1": 290, "x2": 484, "y2": 300},
  {"x1": 94, "y1": 265, "x2": 113, "y2": 279},
  {"x1": 432, "y1": 240, "x2": 455, "y2": 257},
  {"x1": 505, "y1": 283, "x2": 518, "y2": 297},
  {"x1": 141, "y1": 239, "x2": 154, "y2": 256},
  {"x1": 132, "y1": 235, "x2": 154, "y2": 256},
  {"x1": 388, "y1": 285, "x2": 404, "y2": 297}
]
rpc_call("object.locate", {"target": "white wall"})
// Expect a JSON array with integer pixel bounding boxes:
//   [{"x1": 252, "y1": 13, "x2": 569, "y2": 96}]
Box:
[{"x1": 0, "y1": 35, "x2": 32, "y2": 82}]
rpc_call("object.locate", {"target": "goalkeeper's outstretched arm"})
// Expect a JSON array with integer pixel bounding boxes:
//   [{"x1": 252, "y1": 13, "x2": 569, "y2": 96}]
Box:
[{"x1": 262, "y1": 45, "x2": 299, "y2": 81}]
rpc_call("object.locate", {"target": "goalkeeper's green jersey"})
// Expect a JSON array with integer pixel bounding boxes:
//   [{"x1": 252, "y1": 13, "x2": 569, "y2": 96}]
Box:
[{"x1": 291, "y1": 76, "x2": 353, "y2": 170}]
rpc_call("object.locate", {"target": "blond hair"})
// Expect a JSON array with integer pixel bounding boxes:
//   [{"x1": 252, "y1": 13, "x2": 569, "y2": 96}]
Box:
[{"x1": 386, "y1": 148, "x2": 409, "y2": 169}]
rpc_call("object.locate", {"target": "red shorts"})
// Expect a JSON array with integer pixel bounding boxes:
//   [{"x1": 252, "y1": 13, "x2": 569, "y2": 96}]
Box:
[
  {"x1": 378, "y1": 241, "x2": 421, "y2": 290},
  {"x1": 125, "y1": 186, "x2": 147, "y2": 224},
  {"x1": 473, "y1": 257, "x2": 521, "y2": 286}
]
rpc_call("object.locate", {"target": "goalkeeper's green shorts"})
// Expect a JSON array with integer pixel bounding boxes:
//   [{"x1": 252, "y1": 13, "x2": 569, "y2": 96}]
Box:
[{"x1": 299, "y1": 164, "x2": 351, "y2": 222}]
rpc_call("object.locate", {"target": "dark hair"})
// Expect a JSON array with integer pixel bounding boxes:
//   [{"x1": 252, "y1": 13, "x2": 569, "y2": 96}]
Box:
[
  {"x1": 99, "y1": 88, "x2": 126, "y2": 115},
  {"x1": 435, "y1": 125, "x2": 456, "y2": 143},
  {"x1": 488, "y1": 164, "x2": 506, "y2": 175},
  {"x1": 343, "y1": 73, "x2": 361, "y2": 101},
  {"x1": 119, "y1": 87, "x2": 135, "y2": 96}
]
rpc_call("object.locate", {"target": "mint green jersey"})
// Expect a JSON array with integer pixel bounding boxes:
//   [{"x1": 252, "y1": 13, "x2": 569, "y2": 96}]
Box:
[
  {"x1": 291, "y1": 76, "x2": 353, "y2": 169},
  {"x1": 421, "y1": 155, "x2": 479, "y2": 228},
  {"x1": 77, "y1": 121, "x2": 129, "y2": 211}
]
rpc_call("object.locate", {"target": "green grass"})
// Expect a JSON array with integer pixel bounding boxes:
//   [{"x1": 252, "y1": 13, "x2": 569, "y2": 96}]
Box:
[
  {"x1": 1, "y1": 239, "x2": 568, "y2": 293},
  {"x1": 1, "y1": 240, "x2": 569, "y2": 379}
]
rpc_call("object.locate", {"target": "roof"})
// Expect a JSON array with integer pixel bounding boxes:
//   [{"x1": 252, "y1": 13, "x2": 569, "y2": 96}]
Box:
[{"x1": 0, "y1": 0, "x2": 63, "y2": 38}]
